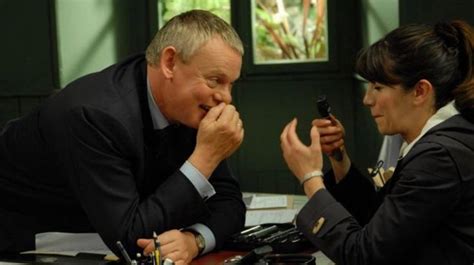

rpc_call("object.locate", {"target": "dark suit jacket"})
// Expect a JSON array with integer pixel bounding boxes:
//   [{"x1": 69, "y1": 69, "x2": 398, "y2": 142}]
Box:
[
  {"x1": 0, "y1": 54, "x2": 245, "y2": 255},
  {"x1": 296, "y1": 114, "x2": 474, "y2": 265}
]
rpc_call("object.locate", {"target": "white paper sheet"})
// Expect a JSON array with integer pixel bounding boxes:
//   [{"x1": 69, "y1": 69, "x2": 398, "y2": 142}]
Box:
[
  {"x1": 245, "y1": 195, "x2": 288, "y2": 209},
  {"x1": 245, "y1": 209, "x2": 298, "y2": 227},
  {"x1": 21, "y1": 232, "x2": 114, "y2": 257}
]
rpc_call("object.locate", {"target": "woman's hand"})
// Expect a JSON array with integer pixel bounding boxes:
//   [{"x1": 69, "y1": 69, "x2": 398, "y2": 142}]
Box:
[
  {"x1": 280, "y1": 118, "x2": 325, "y2": 196},
  {"x1": 312, "y1": 115, "x2": 345, "y2": 156},
  {"x1": 313, "y1": 115, "x2": 351, "y2": 182}
]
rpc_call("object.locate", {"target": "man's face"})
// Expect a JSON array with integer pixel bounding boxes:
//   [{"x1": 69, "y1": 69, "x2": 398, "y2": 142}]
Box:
[{"x1": 159, "y1": 37, "x2": 242, "y2": 129}]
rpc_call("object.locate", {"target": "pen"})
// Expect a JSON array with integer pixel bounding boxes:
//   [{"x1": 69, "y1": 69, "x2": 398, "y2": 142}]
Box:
[
  {"x1": 246, "y1": 225, "x2": 279, "y2": 240},
  {"x1": 116, "y1": 241, "x2": 133, "y2": 265},
  {"x1": 240, "y1": 225, "x2": 262, "y2": 235},
  {"x1": 262, "y1": 227, "x2": 297, "y2": 242}
]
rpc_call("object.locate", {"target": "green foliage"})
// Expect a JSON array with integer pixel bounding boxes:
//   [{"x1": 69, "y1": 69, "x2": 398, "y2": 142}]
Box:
[
  {"x1": 160, "y1": 0, "x2": 231, "y2": 25},
  {"x1": 254, "y1": 0, "x2": 328, "y2": 63}
]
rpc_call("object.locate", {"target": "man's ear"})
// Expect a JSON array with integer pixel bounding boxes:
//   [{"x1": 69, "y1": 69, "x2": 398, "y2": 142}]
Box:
[
  {"x1": 413, "y1": 79, "x2": 434, "y2": 106},
  {"x1": 160, "y1": 46, "x2": 177, "y2": 79}
]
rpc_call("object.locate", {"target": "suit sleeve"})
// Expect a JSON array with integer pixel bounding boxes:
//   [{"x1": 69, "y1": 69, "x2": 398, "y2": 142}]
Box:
[
  {"x1": 59, "y1": 107, "x2": 244, "y2": 256},
  {"x1": 200, "y1": 160, "x2": 246, "y2": 249},
  {"x1": 324, "y1": 165, "x2": 378, "y2": 225},
  {"x1": 296, "y1": 143, "x2": 462, "y2": 265}
]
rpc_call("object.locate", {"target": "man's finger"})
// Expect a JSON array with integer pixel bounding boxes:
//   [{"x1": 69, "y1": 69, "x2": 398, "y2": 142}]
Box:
[
  {"x1": 216, "y1": 104, "x2": 237, "y2": 123},
  {"x1": 202, "y1": 103, "x2": 226, "y2": 122}
]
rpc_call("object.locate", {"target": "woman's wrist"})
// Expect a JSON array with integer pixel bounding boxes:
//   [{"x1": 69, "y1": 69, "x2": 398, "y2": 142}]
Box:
[
  {"x1": 303, "y1": 176, "x2": 325, "y2": 198},
  {"x1": 329, "y1": 150, "x2": 351, "y2": 183}
]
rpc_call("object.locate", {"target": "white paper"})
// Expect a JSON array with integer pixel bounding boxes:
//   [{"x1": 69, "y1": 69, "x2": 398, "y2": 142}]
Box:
[
  {"x1": 245, "y1": 209, "x2": 298, "y2": 227},
  {"x1": 21, "y1": 232, "x2": 114, "y2": 257},
  {"x1": 313, "y1": 250, "x2": 336, "y2": 265},
  {"x1": 245, "y1": 194, "x2": 288, "y2": 209}
]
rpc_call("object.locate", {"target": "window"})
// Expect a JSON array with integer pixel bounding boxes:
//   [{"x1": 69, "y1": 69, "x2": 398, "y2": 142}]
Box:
[
  {"x1": 252, "y1": 0, "x2": 328, "y2": 65},
  {"x1": 154, "y1": 0, "x2": 336, "y2": 75},
  {"x1": 158, "y1": 0, "x2": 231, "y2": 27}
]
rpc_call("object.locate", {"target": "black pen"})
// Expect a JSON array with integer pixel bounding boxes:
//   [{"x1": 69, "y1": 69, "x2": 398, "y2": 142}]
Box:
[
  {"x1": 116, "y1": 241, "x2": 132, "y2": 265},
  {"x1": 262, "y1": 227, "x2": 297, "y2": 242}
]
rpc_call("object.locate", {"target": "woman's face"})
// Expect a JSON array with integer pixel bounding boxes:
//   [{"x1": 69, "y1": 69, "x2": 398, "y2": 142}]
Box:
[{"x1": 363, "y1": 82, "x2": 414, "y2": 137}]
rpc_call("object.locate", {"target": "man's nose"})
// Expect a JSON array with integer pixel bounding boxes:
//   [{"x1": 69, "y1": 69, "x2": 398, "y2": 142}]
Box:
[{"x1": 214, "y1": 89, "x2": 232, "y2": 104}]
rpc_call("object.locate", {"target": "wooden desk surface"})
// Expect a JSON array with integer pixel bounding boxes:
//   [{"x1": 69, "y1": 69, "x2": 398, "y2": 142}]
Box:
[
  {"x1": 191, "y1": 249, "x2": 335, "y2": 265},
  {"x1": 191, "y1": 250, "x2": 243, "y2": 265}
]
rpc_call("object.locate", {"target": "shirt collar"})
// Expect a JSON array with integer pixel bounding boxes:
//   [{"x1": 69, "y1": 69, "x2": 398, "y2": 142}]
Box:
[
  {"x1": 146, "y1": 79, "x2": 169, "y2": 130},
  {"x1": 399, "y1": 101, "x2": 459, "y2": 159}
]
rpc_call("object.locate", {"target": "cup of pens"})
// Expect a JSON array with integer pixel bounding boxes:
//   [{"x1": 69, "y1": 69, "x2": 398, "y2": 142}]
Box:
[{"x1": 116, "y1": 232, "x2": 174, "y2": 265}]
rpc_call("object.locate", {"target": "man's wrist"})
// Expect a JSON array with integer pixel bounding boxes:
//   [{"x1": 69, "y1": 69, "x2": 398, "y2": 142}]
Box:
[
  {"x1": 183, "y1": 229, "x2": 205, "y2": 255},
  {"x1": 188, "y1": 153, "x2": 218, "y2": 178}
]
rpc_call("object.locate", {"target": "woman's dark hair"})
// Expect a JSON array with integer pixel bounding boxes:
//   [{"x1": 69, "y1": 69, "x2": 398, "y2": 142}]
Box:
[{"x1": 355, "y1": 20, "x2": 474, "y2": 120}]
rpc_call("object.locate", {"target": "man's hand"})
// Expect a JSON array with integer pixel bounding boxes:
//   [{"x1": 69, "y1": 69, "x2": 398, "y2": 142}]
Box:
[
  {"x1": 137, "y1": 229, "x2": 198, "y2": 265},
  {"x1": 189, "y1": 103, "x2": 244, "y2": 177}
]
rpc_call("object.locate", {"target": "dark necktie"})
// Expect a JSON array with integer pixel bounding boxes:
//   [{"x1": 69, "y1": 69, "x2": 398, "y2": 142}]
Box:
[
  {"x1": 150, "y1": 124, "x2": 180, "y2": 168},
  {"x1": 143, "y1": 125, "x2": 181, "y2": 193},
  {"x1": 141, "y1": 124, "x2": 195, "y2": 196}
]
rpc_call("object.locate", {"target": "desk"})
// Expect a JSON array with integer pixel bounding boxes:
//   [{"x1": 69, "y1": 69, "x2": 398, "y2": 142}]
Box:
[
  {"x1": 0, "y1": 194, "x2": 333, "y2": 264},
  {"x1": 191, "y1": 250, "x2": 243, "y2": 265},
  {"x1": 192, "y1": 250, "x2": 335, "y2": 265},
  {"x1": 0, "y1": 250, "x2": 334, "y2": 265}
]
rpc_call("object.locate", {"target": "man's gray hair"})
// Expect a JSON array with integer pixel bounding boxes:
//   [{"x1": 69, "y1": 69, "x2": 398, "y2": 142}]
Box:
[{"x1": 146, "y1": 9, "x2": 244, "y2": 65}]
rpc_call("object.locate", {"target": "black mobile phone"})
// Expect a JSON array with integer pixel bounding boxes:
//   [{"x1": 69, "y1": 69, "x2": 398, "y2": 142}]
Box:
[
  {"x1": 316, "y1": 95, "x2": 343, "y2": 161},
  {"x1": 316, "y1": 95, "x2": 331, "y2": 118}
]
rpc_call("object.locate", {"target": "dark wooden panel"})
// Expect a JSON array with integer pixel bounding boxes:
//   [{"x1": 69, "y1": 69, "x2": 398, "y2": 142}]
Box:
[
  {"x1": 0, "y1": 0, "x2": 57, "y2": 96},
  {"x1": 231, "y1": 78, "x2": 364, "y2": 193},
  {"x1": 400, "y1": 0, "x2": 474, "y2": 25}
]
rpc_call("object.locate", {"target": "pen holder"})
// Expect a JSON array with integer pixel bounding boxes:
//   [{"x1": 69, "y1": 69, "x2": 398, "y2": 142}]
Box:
[{"x1": 224, "y1": 223, "x2": 315, "y2": 254}]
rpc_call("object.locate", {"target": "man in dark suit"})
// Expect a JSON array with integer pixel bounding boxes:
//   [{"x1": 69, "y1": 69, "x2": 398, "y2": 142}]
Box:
[{"x1": 0, "y1": 10, "x2": 245, "y2": 264}]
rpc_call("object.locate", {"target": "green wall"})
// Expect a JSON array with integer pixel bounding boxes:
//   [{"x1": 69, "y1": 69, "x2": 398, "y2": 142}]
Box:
[
  {"x1": 55, "y1": 0, "x2": 123, "y2": 87},
  {"x1": 55, "y1": 0, "x2": 153, "y2": 87}
]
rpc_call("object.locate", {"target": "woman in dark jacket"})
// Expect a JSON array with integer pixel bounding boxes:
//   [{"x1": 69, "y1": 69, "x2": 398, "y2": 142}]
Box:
[{"x1": 280, "y1": 20, "x2": 474, "y2": 265}]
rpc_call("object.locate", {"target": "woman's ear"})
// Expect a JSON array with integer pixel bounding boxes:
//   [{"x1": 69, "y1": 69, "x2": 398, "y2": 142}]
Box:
[
  {"x1": 160, "y1": 46, "x2": 177, "y2": 79},
  {"x1": 413, "y1": 79, "x2": 434, "y2": 106}
]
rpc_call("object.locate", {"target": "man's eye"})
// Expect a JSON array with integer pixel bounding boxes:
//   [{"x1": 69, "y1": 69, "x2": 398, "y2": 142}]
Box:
[{"x1": 207, "y1": 78, "x2": 218, "y2": 88}]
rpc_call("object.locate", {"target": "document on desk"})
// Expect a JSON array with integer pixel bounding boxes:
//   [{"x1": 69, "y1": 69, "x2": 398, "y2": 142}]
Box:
[
  {"x1": 21, "y1": 232, "x2": 114, "y2": 257},
  {"x1": 245, "y1": 209, "x2": 298, "y2": 227},
  {"x1": 244, "y1": 194, "x2": 288, "y2": 209}
]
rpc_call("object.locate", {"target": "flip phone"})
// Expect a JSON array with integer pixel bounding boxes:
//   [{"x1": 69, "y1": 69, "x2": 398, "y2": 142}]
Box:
[{"x1": 316, "y1": 95, "x2": 343, "y2": 161}]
